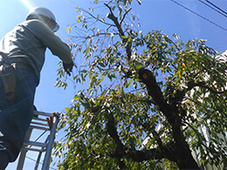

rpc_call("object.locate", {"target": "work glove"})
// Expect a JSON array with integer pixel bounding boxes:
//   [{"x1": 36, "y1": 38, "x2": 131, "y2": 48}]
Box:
[{"x1": 63, "y1": 62, "x2": 74, "y2": 76}]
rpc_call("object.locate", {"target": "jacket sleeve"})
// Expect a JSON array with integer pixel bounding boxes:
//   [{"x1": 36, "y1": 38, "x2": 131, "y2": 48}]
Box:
[{"x1": 25, "y1": 20, "x2": 73, "y2": 64}]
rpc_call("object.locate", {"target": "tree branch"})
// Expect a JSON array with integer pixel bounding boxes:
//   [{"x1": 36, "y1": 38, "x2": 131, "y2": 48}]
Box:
[
  {"x1": 106, "y1": 112, "x2": 125, "y2": 156},
  {"x1": 171, "y1": 81, "x2": 227, "y2": 106},
  {"x1": 138, "y1": 68, "x2": 170, "y2": 114},
  {"x1": 79, "y1": 7, "x2": 115, "y2": 27},
  {"x1": 191, "y1": 82, "x2": 227, "y2": 94},
  {"x1": 106, "y1": 110, "x2": 176, "y2": 162},
  {"x1": 129, "y1": 141, "x2": 177, "y2": 162},
  {"x1": 142, "y1": 123, "x2": 164, "y2": 150},
  {"x1": 104, "y1": 3, "x2": 132, "y2": 61},
  {"x1": 120, "y1": 7, "x2": 132, "y2": 25},
  {"x1": 105, "y1": 3, "x2": 125, "y2": 37}
]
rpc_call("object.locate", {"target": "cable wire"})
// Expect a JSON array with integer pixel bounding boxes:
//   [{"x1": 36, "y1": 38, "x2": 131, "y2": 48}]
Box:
[
  {"x1": 25, "y1": 156, "x2": 56, "y2": 170},
  {"x1": 198, "y1": 0, "x2": 227, "y2": 18},
  {"x1": 205, "y1": 0, "x2": 227, "y2": 16},
  {"x1": 170, "y1": 0, "x2": 227, "y2": 32}
]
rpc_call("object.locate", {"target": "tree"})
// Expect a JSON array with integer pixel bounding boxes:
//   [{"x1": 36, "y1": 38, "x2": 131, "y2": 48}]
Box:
[{"x1": 54, "y1": 0, "x2": 227, "y2": 169}]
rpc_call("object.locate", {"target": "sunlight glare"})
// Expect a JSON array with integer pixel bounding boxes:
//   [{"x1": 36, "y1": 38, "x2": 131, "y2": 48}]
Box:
[{"x1": 20, "y1": 0, "x2": 34, "y2": 10}]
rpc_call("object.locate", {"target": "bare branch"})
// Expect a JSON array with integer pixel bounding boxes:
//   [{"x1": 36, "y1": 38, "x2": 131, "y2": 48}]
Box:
[
  {"x1": 104, "y1": 3, "x2": 132, "y2": 61},
  {"x1": 120, "y1": 7, "x2": 132, "y2": 25},
  {"x1": 79, "y1": 7, "x2": 115, "y2": 27},
  {"x1": 105, "y1": 3, "x2": 125, "y2": 37}
]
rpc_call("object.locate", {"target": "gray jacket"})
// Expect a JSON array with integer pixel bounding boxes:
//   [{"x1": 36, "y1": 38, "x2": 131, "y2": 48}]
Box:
[{"x1": 0, "y1": 19, "x2": 72, "y2": 80}]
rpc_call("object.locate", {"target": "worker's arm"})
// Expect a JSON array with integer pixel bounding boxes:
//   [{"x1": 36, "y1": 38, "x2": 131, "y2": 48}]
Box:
[{"x1": 25, "y1": 20, "x2": 73, "y2": 64}]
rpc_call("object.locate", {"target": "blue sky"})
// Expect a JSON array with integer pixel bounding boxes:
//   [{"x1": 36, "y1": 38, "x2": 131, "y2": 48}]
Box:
[{"x1": 0, "y1": 0, "x2": 226, "y2": 169}]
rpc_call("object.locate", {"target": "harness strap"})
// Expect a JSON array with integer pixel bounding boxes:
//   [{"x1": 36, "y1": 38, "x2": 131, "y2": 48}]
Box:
[
  {"x1": 0, "y1": 52, "x2": 34, "y2": 73},
  {"x1": 15, "y1": 62, "x2": 34, "y2": 72}
]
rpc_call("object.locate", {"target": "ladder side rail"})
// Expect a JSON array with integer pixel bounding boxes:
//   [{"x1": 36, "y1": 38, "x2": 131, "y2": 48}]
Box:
[
  {"x1": 17, "y1": 128, "x2": 33, "y2": 170},
  {"x1": 42, "y1": 113, "x2": 60, "y2": 170},
  {"x1": 34, "y1": 136, "x2": 50, "y2": 170}
]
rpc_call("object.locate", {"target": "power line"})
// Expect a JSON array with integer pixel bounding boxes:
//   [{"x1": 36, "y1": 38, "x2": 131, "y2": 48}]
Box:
[
  {"x1": 25, "y1": 156, "x2": 56, "y2": 170},
  {"x1": 205, "y1": 0, "x2": 227, "y2": 16},
  {"x1": 170, "y1": 0, "x2": 227, "y2": 32},
  {"x1": 198, "y1": 0, "x2": 227, "y2": 18}
]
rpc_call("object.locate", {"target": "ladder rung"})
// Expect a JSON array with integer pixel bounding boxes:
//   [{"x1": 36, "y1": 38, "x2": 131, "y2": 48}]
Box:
[
  {"x1": 33, "y1": 117, "x2": 48, "y2": 122},
  {"x1": 29, "y1": 125, "x2": 49, "y2": 131},
  {"x1": 23, "y1": 141, "x2": 47, "y2": 148},
  {"x1": 34, "y1": 111, "x2": 52, "y2": 117},
  {"x1": 21, "y1": 147, "x2": 46, "y2": 152},
  {"x1": 31, "y1": 121, "x2": 49, "y2": 127}
]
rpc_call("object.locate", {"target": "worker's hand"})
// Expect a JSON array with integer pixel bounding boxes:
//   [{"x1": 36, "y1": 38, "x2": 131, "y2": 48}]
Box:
[{"x1": 63, "y1": 62, "x2": 74, "y2": 76}]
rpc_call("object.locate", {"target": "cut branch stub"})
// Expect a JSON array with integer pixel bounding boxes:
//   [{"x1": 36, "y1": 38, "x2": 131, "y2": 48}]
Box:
[{"x1": 138, "y1": 68, "x2": 168, "y2": 111}]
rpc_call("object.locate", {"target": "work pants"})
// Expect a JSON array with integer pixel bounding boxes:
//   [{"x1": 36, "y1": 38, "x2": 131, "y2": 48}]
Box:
[
  {"x1": 0, "y1": 68, "x2": 38, "y2": 168},
  {"x1": 0, "y1": 151, "x2": 9, "y2": 169}
]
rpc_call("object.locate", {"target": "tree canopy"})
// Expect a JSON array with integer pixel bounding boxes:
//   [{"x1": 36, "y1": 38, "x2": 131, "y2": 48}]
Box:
[{"x1": 54, "y1": 0, "x2": 227, "y2": 169}]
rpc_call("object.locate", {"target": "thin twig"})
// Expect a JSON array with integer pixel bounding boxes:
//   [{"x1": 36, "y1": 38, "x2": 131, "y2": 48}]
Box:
[{"x1": 120, "y1": 8, "x2": 132, "y2": 25}]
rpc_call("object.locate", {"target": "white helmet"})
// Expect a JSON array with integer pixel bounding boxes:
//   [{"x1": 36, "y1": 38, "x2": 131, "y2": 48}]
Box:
[{"x1": 26, "y1": 7, "x2": 59, "y2": 32}]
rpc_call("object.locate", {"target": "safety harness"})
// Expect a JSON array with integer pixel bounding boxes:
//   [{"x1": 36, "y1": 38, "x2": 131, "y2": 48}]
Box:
[{"x1": 0, "y1": 52, "x2": 17, "y2": 101}]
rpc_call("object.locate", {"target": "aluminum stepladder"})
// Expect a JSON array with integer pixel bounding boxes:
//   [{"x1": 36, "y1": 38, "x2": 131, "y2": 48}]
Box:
[{"x1": 17, "y1": 111, "x2": 60, "y2": 170}]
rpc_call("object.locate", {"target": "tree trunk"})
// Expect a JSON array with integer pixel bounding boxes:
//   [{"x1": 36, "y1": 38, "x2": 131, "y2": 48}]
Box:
[
  {"x1": 174, "y1": 134, "x2": 200, "y2": 169},
  {"x1": 139, "y1": 68, "x2": 200, "y2": 169},
  {"x1": 169, "y1": 116, "x2": 200, "y2": 169}
]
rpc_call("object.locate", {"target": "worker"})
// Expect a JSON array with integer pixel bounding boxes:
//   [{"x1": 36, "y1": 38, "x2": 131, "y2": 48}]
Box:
[{"x1": 0, "y1": 7, "x2": 73, "y2": 168}]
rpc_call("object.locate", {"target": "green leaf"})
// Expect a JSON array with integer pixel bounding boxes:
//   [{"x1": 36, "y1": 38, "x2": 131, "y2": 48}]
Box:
[{"x1": 126, "y1": 78, "x2": 133, "y2": 88}]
